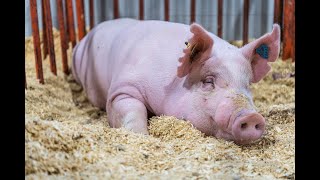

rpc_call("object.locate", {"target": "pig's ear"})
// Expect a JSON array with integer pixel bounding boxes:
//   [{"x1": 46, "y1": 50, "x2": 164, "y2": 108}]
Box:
[
  {"x1": 240, "y1": 24, "x2": 281, "y2": 83},
  {"x1": 177, "y1": 23, "x2": 214, "y2": 78}
]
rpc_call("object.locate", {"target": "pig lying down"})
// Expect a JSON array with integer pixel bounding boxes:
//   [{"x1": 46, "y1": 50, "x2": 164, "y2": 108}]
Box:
[{"x1": 72, "y1": 18, "x2": 280, "y2": 145}]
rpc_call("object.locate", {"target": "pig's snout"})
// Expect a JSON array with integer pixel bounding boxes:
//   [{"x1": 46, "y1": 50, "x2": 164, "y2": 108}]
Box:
[{"x1": 232, "y1": 113, "x2": 265, "y2": 145}]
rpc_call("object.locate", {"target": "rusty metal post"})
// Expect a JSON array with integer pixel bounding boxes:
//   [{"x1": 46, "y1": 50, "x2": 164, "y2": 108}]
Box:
[
  {"x1": 274, "y1": 0, "x2": 281, "y2": 24},
  {"x1": 218, "y1": 0, "x2": 223, "y2": 38},
  {"x1": 41, "y1": 0, "x2": 48, "y2": 59},
  {"x1": 282, "y1": 0, "x2": 295, "y2": 61},
  {"x1": 90, "y1": 0, "x2": 94, "y2": 29},
  {"x1": 76, "y1": 0, "x2": 86, "y2": 41},
  {"x1": 43, "y1": 0, "x2": 57, "y2": 75},
  {"x1": 57, "y1": 0, "x2": 69, "y2": 75},
  {"x1": 64, "y1": 0, "x2": 69, "y2": 49},
  {"x1": 242, "y1": 0, "x2": 249, "y2": 45},
  {"x1": 139, "y1": 0, "x2": 144, "y2": 20},
  {"x1": 190, "y1": 0, "x2": 196, "y2": 23},
  {"x1": 114, "y1": 0, "x2": 119, "y2": 19},
  {"x1": 66, "y1": 0, "x2": 76, "y2": 48},
  {"x1": 165, "y1": 0, "x2": 169, "y2": 21},
  {"x1": 30, "y1": 0, "x2": 44, "y2": 84}
]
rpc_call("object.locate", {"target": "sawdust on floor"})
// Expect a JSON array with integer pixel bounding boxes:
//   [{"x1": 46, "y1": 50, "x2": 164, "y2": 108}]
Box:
[{"x1": 25, "y1": 29, "x2": 295, "y2": 179}]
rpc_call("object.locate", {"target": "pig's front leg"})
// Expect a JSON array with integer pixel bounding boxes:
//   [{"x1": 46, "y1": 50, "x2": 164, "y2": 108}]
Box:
[{"x1": 107, "y1": 95, "x2": 149, "y2": 135}]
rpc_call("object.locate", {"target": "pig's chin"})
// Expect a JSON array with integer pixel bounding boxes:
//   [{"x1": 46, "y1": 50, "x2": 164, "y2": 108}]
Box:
[
  {"x1": 214, "y1": 130, "x2": 257, "y2": 145},
  {"x1": 214, "y1": 129, "x2": 234, "y2": 142}
]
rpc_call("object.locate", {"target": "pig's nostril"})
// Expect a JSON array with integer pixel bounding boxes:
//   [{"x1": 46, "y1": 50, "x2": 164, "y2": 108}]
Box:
[
  {"x1": 255, "y1": 124, "x2": 260, "y2": 130},
  {"x1": 241, "y1": 123, "x2": 247, "y2": 129}
]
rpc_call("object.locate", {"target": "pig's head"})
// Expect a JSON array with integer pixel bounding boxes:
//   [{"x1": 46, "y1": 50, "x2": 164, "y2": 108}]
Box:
[{"x1": 176, "y1": 23, "x2": 280, "y2": 145}]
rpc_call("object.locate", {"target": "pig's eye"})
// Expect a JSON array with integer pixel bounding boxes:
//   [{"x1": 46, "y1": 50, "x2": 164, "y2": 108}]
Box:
[
  {"x1": 204, "y1": 78, "x2": 214, "y2": 84},
  {"x1": 202, "y1": 76, "x2": 215, "y2": 89}
]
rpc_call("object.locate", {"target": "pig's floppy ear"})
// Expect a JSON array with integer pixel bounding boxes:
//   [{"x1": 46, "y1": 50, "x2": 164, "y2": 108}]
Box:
[
  {"x1": 240, "y1": 24, "x2": 281, "y2": 83},
  {"x1": 177, "y1": 23, "x2": 214, "y2": 78}
]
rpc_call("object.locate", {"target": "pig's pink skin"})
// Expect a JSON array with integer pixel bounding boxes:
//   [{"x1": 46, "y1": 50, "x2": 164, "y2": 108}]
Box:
[{"x1": 72, "y1": 18, "x2": 280, "y2": 144}]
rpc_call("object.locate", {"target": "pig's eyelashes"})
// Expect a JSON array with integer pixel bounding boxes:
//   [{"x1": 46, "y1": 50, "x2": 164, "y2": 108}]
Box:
[{"x1": 204, "y1": 78, "x2": 214, "y2": 84}]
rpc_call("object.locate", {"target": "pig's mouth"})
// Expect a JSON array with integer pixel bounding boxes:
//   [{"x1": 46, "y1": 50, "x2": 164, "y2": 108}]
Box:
[
  {"x1": 214, "y1": 129, "x2": 234, "y2": 141},
  {"x1": 212, "y1": 115, "x2": 234, "y2": 141},
  {"x1": 216, "y1": 110, "x2": 245, "y2": 136}
]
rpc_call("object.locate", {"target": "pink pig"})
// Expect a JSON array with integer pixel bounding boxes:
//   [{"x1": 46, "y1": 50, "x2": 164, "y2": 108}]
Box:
[{"x1": 72, "y1": 18, "x2": 280, "y2": 145}]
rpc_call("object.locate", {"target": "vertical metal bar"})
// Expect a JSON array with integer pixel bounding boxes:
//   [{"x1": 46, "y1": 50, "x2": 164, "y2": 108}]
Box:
[
  {"x1": 41, "y1": 0, "x2": 48, "y2": 59},
  {"x1": 76, "y1": 0, "x2": 86, "y2": 41},
  {"x1": 66, "y1": 0, "x2": 76, "y2": 48},
  {"x1": 43, "y1": 0, "x2": 57, "y2": 75},
  {"x1": 282, "y1": 0, "x2": 294, "y2": 61},
  {"x1": 165, "y1": 0, "x2": 169, "y2": 21},
  {"x1": 218, "y1": 0, "x2": 223, "y2": 38},
  {"x1": 90, "y1": 0, "x2": 94, "y2": 29},
  {"x1": 242, "y1": 0, "x2": 249, "y2": 45},
  {"x1": 57, "y1": 0, "x2": 69, "y2": 75},
  {"x1": 139, "y1": 0, "x2": 144, "y2": 20},
  {"x1": 273, "y1": 0, "x2": 280, "y2": 23},
  {"x1": 114, "y1": 0, "x2": 119, "y2": 19},
  {"x1": 30, "y1": 0, "x2": 44, "y2": 84},
  {"x1": 190, "y1": 0, "x2": 195, "y2": 23},
  {"x1": 64, "y1": 0, "x2": 69, "y2": 49}
]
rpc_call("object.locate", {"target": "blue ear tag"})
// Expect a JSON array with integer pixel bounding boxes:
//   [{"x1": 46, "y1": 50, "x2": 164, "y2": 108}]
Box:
[{"x1": 255, "y1": 44, "x2": 269, "y2": 59}]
